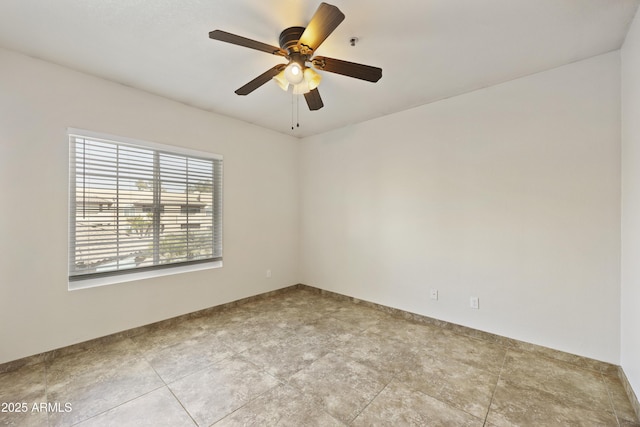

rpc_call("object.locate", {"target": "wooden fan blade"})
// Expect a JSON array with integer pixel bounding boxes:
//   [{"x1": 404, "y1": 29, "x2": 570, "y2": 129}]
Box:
[
  {"x1": 313, "y1": 56, "x2": 382, "y2": 82},
  {"x1": 298, "y1": 3, "x2": 345, "y2": 52},
  {"x1": 209, "y1": 30, "x2": 287, "y2": 56},
  {"x1": 235, "y1": 64, "x2": 286, "y2": 96},
  {"x1": 304, "y1": 88, "x2": 324, "y2": 111}
]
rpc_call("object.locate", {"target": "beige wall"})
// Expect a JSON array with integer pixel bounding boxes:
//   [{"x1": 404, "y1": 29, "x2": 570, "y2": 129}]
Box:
[
  {"x1": 0, "y1": 47, "x2": 300, "y2": 364},
  {"x1": 300, "y1": 52, "x2": 621, "y2": 363},
  {"x1": 0, "y1": 44, "x2": 627, "y2": 375},
  {"x1": 622, "y1": 6, "x2": 640, "y2": 401}
]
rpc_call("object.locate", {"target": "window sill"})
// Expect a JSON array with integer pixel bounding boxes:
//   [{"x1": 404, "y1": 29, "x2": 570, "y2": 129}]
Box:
[{"x1": 68, "y1": 260, "x2": 223, "y2": 291}]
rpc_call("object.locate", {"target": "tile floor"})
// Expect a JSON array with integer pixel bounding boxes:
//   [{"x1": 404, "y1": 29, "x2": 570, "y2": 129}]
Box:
[{"x1": 1, "y1": 287, "x2": 639, "y2": 426}]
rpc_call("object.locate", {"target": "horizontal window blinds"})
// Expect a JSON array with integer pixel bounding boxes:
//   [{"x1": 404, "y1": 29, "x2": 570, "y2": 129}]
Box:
[{"x1": 69, "y1": 134, "x2": 222, "y2": 281}]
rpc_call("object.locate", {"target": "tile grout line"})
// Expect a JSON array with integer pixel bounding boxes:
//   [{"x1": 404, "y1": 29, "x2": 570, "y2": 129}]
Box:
[
  {"x1": 600, "y1": 370, "x2": 622, "y2": 427},
  {"x1": 216, "y1": 351, "x2": 309, "y2": 425},
  {"x1": 45, "y1": 361, "x2": 51, "y2": 427},
  {"x1": 336, "y1": 313, "x2": 501, "y2": 424},
  {"x1": 142, "y1": 341, "x2": 238, "y2": 387},
  {"x1": 66, "y1": 341, "x2": 185, "y2": 427},
  {"x1": 482, "y1": 348, "x2": 508, "y2": 426},
  {"x1": 212, "y1": 345, "x2": 340, "y2": 426},
  {"x1": 140, "y1": 330, "x2": 254, "y2": 427},
  {"x1": 141, "y1": 345, "x2": 200, "y2": 427},
  {"x1": 392, "y1": 370, "x2": 486, "y2": 423},
  {"x1": 206, "y1": 379, "x2": 282, "y2": 427},
  {"x1": 355, "y1": 316, "x2": 505, "y2": 424},
  {"x1": 618, "y1": 366, "x2": 640, "y2": 423},
  {"x1": 348, "y1": 378, "x2": 393, "y2": 425},
  {"x1": 165, "y1": 386, "x2": 199, "y2": 427},
  {"x1": 66, "y1": 386, "x2": 166, "y2": 427},
  {"x1": 279, "y1": 378, "x2": 346, "y2": 427},
  {"x1": 275, "y1": 349, "x2": 371, "y2": 426}
]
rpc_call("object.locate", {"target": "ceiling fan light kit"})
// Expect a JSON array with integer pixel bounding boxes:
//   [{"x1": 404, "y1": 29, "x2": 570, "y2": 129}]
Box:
[
  {"x1": 276, "y1": 65, "x2": 322, "y2": 94},
  {"x1": 284, "y1": 62, "x2": 304, "y2": 85},
  {"x1": 208, "y1": 2, "x2": 382, "y2": 112}
]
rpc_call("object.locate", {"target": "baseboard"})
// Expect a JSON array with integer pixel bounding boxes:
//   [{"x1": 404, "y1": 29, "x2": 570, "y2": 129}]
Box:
[
  {"x1": 0, "y1": 284, "x2": 301, "y2": 375},
  {"x1": 0, "y1": 283, "x2": 621, "y2": 380},
  {"x1": 296, "y1": 284, "x2": 640, "y2": 417},
  {"x1": 295, "y1": 284, "x2": 619, "y2": 376},
  {"x1": 619, "y1": 365, "x2": 640, "y2": 422}
]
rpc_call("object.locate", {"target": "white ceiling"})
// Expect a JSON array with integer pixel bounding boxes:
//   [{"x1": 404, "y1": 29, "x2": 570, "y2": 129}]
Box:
[{"x1": 0, "y1": 0, "x2": 638, "y2": 138}]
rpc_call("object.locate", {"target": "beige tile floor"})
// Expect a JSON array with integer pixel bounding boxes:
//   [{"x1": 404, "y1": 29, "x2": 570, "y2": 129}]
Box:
[{"x1": 1, "y1": 287, "x2": 639, "y2": 426}]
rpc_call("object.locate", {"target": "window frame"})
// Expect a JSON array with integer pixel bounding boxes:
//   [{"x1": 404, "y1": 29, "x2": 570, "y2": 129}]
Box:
[{"x1": 67, "y1": 128, "x2": 223, "y2": 290}]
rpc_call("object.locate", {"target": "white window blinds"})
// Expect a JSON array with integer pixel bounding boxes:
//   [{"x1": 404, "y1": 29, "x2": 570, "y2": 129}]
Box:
[{"x1": 69, "y1": 132, "x2": 222, "y2": 281}]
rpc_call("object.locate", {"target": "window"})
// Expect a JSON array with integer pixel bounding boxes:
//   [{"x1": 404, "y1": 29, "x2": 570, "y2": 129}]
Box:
[
  {"x1": 181, "y1": 204, "x2": 203, "y2": 214},
  {"x1": 69, "y1": 130, "x2": 222, "y2": 286},
  {"x1": 181, "y1": 223, "x2": 201, "y2": 229}
]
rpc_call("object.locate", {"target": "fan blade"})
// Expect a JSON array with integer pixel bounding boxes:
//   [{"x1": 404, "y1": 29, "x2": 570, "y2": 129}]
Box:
[
  {"x1": 313, "y1": 56, "x2": 382, "y2": 82},
  {"x1": 304, "y1": 88, "x2": 324, "y2": 111},
  {"x1": 298, "y1": 3, "x2": 345, "y2": 52},
  {"x1": 235, "y1": 64, "x2": 286, "y2": 96},
  {"x1": 209, "y1": 30, "x2": 287, "y2": 56}
]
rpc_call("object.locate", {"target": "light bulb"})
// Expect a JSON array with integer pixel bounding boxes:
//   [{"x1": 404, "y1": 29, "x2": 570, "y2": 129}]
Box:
[{"x1": 284, "y1": 62, "x2": 304, "y2": 85}]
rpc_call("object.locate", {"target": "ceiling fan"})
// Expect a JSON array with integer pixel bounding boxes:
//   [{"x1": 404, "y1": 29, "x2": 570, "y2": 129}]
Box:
[{"x1": 209, "y1": 2, "x2": 382, "y2": 111}]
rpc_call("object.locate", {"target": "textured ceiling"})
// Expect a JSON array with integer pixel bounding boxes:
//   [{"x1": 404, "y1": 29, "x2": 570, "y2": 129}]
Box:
[{"x1": 0, "y1": 0, "x2": 638, "y2": 138}]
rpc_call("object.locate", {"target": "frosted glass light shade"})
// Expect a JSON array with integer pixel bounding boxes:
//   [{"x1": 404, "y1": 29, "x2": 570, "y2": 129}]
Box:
[
  {"x1": 292, "y1": 80, "x2": 310, "y2": 94},
  {"x1": 284, "y1": 62, "x2": 304, "y2": 84},
  {"x1": 273, "y1": 70, "x2": 289, "y2": 91},
  {"x1": 274, "y1": 63, "x2": 322, "y2": 94},
  {"x1": 303, "y1": 68, "x2": 321, "y2": 90}
]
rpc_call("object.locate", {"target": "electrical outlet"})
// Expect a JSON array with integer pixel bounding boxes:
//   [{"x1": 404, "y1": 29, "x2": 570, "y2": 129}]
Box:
[
  {"x1": 266, "y1": 269, "x2": 272, "y2": 278},
  {"x1": 430, "y1": 289, "x2": 438, "y2": 300},
  {"x1": 470, "y1": 297, "x2": 479, "y2": 309}
]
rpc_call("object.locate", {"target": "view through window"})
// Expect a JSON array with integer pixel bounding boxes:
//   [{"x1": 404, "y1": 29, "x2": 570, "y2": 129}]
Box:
[{"x1": 69, "y1": 132, "x2": 222, "y2": 283}]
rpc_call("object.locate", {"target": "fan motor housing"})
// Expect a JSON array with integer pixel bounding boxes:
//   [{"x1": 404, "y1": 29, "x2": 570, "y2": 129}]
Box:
[{"x1": 279, "y1": 26, "x2": 306, "y2": 54}]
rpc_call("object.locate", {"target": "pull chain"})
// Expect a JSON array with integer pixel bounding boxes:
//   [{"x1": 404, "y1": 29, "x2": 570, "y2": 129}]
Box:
[
  {"x1": 291, "y1": 93, "x2": 301, "y2": 131},
  {"x1": 291, "y1": 92, "x2": 295, "y2": 130}
]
